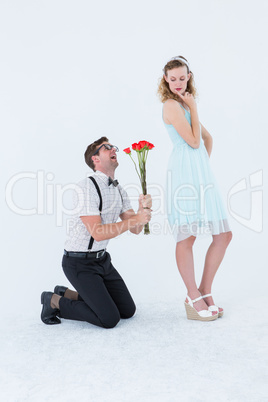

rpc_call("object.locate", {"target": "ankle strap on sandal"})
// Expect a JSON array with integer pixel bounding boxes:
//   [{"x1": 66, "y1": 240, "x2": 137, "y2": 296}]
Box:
[
  {"x1": 187, "y1": 295, "x2": 203, "y2": 304},
  {"x1": 192, "y1": 295, "x2": 203, "y2": 303},
  {"x1": 202, "y1": 293, "x2": 212, "y2": 298}
]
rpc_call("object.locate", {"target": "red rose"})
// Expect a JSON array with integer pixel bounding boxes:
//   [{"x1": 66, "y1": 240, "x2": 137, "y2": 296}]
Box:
[
  {"x1": 148, "y1": 143, "x2": 155, "y2": 150},
  {"x1": 123, "y1": 147, "x2": 131, "y2": 154},
  {"x1": 139, "y1": 140, "x2": 147, "y2": 149},
  {"x1": 132, "y1": 142, "x2": 141, "y2": 151}
]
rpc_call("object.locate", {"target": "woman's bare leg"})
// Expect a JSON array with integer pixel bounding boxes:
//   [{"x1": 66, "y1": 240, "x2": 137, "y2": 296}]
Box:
[
  {"x1": 175, "y1": 235, "x2": 209, "y2": 312},
  {"x1": 198, "y1": 231, "x2": 233, "y2": 307}
]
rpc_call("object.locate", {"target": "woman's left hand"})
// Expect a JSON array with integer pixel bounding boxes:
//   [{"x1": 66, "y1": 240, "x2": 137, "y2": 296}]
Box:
[{"x1": 177, "y1": 91, "x2": 196, "y2": 110}]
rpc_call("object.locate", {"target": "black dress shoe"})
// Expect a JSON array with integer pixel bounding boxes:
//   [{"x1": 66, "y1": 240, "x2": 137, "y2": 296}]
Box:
[
  {"x1": 54, "y1": 285, "x2": 68, "y2": 297},
  {"x1": 40, "y1": 291, "x2": 61, "y2": 325}
]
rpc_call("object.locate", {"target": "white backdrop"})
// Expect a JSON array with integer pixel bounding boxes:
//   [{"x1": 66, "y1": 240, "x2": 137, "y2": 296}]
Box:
[
  {"x1": 1, "y1": 1, "x2": 268, "y2": 401},
  {"x1": 1, "y1": 0, "x2": 267, "y2": 315}
]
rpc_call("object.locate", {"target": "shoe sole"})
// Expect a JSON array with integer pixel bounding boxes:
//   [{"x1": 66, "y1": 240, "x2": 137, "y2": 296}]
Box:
[{"x1": 184, "y1": 303, "x2": 218, "y2": 321}]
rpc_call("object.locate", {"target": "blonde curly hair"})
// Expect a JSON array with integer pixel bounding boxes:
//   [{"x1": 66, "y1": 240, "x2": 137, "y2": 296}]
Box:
[{"x1": 157, "y1": 56, "x2": 198, "y2": 103}]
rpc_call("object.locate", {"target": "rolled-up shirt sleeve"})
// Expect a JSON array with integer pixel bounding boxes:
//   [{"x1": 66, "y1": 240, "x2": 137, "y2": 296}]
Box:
[{"x1": 119, "y1": 186, "x2": 133, "y2": 214}]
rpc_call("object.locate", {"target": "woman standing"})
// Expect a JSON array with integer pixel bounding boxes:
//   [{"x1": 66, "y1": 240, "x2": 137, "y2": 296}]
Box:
[{"x1": 158, "y1": 56, "x2": 233, "y2": 321}]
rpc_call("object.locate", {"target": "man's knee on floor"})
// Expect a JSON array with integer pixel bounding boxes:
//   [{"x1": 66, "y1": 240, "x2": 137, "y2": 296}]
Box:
[
  {"x1": 121, "y1": 303, "x2": 136, "y2": 319},
  {"x1": 101, "y1": 312, "x2": 121, "y2": 329}
]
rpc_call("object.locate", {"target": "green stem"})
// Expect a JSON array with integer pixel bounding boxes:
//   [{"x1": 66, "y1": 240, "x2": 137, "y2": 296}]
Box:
[
  {"x1": 129, "y1": 148, "x2": 150, "y2": 235},
  {"x1": 129, "y1": 154, "x2": 141, "y2": 182},
  {"x1": 144, "y1": 223, "x2": 150, "y2": 235}
]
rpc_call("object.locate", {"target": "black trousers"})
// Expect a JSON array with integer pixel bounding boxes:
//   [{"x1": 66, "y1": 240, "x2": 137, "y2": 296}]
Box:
[{"x1": 59, "y1": 252, "x2": 136, "y2": 328}]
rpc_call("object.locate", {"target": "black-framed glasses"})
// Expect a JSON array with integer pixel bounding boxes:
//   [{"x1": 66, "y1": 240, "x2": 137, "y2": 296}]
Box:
[{"x1": 92, "y1": 144, "x2": 119, "y2": 156}]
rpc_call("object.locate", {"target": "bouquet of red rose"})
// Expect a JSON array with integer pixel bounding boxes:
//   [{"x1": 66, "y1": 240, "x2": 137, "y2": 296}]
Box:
[{"x1": 123, "y1": 140, "x2": 155, "y2": 234}]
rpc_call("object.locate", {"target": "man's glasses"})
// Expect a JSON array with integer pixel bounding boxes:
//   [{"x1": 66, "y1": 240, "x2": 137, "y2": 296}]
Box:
[{"x1": 92, "y1": 144, "x2": 119, "y2": 156}]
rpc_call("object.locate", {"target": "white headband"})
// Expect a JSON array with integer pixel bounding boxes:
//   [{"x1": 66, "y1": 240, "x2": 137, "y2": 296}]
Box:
[{"x1": 163, "y1": 56, "x2": 190, "y2": 73}]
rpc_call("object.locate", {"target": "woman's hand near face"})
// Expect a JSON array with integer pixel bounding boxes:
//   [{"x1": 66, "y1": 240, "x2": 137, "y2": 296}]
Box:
[{"x1": 177, "y1": 91, "x2": 197, "y2": 110}]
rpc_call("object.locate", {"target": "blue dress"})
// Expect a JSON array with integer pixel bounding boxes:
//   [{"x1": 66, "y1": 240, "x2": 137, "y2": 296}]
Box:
[{"x1": 163, "y1": 102, "x2": 231, "y2": 242}]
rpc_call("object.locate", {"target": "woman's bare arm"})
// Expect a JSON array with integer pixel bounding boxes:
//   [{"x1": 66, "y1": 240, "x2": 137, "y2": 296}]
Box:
[
  {"x1": 200, "y1": 123, "x2": 213, "y2": 157},
  {"x1": 163, "y1": 99, "x2": 200, "y2": 149}
]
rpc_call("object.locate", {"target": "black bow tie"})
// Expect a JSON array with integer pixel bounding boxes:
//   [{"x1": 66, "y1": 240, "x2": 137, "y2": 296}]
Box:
[{"x1": 108, "y1": 177, "x2": 119, "y2": 187}]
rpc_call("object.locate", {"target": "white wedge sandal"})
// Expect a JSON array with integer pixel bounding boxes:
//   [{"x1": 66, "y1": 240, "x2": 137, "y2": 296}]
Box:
[
  {"x1": 184, "y1": 295, "x2": 218, "y2": 321},
  {"x1": 201, "y1": 293, "x2": 224, "y2": 318}
]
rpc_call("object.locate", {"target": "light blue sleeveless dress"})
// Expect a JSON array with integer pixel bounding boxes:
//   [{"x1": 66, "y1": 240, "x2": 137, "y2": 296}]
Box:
[{"x1": 163, "y1": 102, "x2": 231, "y2": 242}]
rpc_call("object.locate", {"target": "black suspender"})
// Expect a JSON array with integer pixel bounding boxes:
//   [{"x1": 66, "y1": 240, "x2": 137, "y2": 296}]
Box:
[
  {"x1": 87, "y1": 175, "x2": 123, "y2": 250},
  {"x1": 89, "y1": 176, "x2": 102, "y2": 211},
  {"x1": 88, "y1": 176, "x2": 102, "y2": 250}
]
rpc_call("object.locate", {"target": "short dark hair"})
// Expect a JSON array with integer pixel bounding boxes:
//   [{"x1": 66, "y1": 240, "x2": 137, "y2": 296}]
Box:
[{"x1": 84, "y1": 137, "x2": 109, "y2": 171}]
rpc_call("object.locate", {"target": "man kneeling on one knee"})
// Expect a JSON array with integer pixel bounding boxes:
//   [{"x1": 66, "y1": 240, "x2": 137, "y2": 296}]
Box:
[{"x1": 40, "y1": 137, "x2": 152, "y2": 328}]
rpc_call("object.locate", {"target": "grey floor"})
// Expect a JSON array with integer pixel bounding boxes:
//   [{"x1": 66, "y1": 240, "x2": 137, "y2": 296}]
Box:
[{"x1": 1, "y1": 296, "x2": 267, "y2": 402}]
